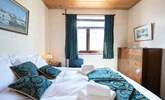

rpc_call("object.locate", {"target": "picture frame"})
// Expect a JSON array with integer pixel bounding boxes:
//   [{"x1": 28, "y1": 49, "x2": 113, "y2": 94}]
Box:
[
  {"x1": 0, "y1": 0, "x2": 29, "y2": 35},
  {"x1": 134, "y1": 24, "x2": 153, "y2": 41}
]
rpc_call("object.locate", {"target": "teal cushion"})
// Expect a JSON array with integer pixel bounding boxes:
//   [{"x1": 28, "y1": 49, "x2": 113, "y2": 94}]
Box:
[
  {"x1": 38, "y1": 65, "x2": 61, "y2": 79},
  {"x1": 10, "y1": 62, "x2": 39, "y2": 78},
  {"x1": 8, "y1": 75, "x2": 52, "y2": 100}
]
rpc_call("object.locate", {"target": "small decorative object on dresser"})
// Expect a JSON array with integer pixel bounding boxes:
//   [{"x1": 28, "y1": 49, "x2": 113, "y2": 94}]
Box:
[
  {"x1": 134, "y1": 24, "x2": 153, "y2": 41},
  {"x1": 118, "y1": 47, "x2": 162, "y2": 96}
]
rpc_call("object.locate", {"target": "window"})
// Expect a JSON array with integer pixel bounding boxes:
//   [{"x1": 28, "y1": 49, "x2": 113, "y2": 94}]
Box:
[{"x1": 77, "y1": 15, "x2": 104, "y2": 54}]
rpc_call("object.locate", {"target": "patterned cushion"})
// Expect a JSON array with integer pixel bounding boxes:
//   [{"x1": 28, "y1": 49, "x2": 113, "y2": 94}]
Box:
[
  {"x1": 38, "y1": 65, "x2": 61, "y2": 79},
  {"x1": 10, "y1": 62, "x2": 39, "y2": 78},
  {"x1": 8, "y1": 75, "x2": 52, "y2": 100}
]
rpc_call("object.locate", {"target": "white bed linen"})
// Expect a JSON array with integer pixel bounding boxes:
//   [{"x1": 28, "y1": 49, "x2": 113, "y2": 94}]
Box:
[
  {"x1": 0, "y1": 88, "x2": 78, "y2": 100},
  {"x1": 78, "y1": 89, "x2": 114, "y2": 100},
  {"x1": 0, "y1": 68, "x2": 87, "y2": 100},
  {"x1": 0, "y1": 88, "x2": 30, "y2": 100},
  {"x1": 0, "y1": 67, "x2": 161, "y2": 100},
  {"x1": 43, "y1": 69, "x2": 88, "y2": 97},
  {"x1": 0, "y1": 56, "x2": 16, "y2": 92},
  {"x1": 55, "y1": 67, "x2": 162, "y2": 100},
  {"x1": 79, "y1": 65, "x2": 95, "y2": 75},
  {"x1": 86, "y1": 80, "x2": 115, "y2": 97}
]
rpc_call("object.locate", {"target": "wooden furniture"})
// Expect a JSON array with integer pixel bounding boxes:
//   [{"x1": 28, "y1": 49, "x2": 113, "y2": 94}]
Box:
[
  {"x1": 118, "y1": 47, "x2": 162, "y2": 96},
  {"x1": 48, "y1": 60, "x2": 62, "y2": 67}
]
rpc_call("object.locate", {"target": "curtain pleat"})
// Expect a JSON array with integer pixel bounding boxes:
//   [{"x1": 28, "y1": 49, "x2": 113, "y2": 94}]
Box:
[
  {"x1": 65, "y1": 14, "x2": 78, "y2": 60},
  {"x1": 103, "y1": 15, "x2": 114, "y2": 59}
]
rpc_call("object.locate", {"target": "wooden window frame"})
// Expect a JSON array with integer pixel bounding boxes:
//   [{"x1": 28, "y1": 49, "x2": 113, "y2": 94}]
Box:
[
  {"x1": 77, "y1": 17, "x2": 104, "y2": 54},
  {"x1": 78, "y1": 27, "x2": 104, "y2": 54}
]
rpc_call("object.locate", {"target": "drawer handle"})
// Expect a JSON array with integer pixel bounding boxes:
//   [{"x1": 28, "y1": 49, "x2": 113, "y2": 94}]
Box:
[{"x1": 135, "y1": 68, "x2": 141, "y2": 74}]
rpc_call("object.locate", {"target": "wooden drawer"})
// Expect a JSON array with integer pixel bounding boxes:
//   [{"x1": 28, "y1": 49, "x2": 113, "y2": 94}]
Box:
[
  {"x1": 118, "y1": 48, "x2": 129, "y2": 59},
  {"x1": 128, "y1": 68, "x2": 142, "y2": 84},
  {"x1": 129, "y1": 60, "x2": 142, "y2": 69},
  {"x1": 128, "y1": 49, "x2": 142, "y2": 56}
]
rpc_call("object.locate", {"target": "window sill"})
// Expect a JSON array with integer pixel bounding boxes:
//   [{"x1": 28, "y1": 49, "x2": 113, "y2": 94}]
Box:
[{"x1": 79, "y1": 52, "x2": 102, "y2": 55}]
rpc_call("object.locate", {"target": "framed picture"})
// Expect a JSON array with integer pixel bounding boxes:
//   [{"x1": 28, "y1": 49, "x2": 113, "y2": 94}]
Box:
[
  {"x1": 0, "y1": 0, "x2": 29, "y2": 35},
  {"x1": 134, "y1": 24, "x2": 153, "y2": 41}
]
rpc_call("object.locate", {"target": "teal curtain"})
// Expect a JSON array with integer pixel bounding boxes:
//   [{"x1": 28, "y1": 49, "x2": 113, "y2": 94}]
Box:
[
  {"x1": 65, "y1": 14, "x2": 78, "y2": 59},
  {"x1": 103, "y1": 15, "x2": 114, "y2": 59}
]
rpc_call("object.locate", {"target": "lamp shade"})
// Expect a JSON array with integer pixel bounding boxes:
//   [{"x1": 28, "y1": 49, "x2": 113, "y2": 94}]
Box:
[{"x1": 46, "y1": 54, "x2": 53, "y2": 59}]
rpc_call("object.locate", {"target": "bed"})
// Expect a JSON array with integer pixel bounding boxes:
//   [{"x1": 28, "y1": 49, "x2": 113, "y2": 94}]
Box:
[{"x1": 0, "y1": 55, "x2": 162, "y2": 100}]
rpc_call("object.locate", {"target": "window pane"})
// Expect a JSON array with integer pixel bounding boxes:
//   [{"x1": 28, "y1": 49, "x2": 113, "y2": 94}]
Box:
[
  {"x1": 78, "y1": 29, "x2": 86, "y2": 51},
  {"x1": 77, "y1": 21, "x2": 104, "y2": 28},
  {"x1": 90, "y1": 29, "x2": 104, "y2": 51}
]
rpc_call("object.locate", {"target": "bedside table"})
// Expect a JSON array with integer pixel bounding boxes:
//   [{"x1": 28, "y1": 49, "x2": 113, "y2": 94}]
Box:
[{"x1": 49, "y1": 61, "x2": 62, "y2": 67}]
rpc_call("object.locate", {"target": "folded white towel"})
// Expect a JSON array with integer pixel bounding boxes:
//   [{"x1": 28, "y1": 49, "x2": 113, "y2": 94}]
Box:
[
  {"x1": 77, "y1": 89, "x2": 88, "y2": 100},
  {"x1": 86, "y1": 81, "x2": 116, "y2": 98},
  {"x1": 79, "y1": 65, "x2": 95, "y2": 75},
  {"x1": 78, "y1": 86, "x2": 116, "y2": 100}
]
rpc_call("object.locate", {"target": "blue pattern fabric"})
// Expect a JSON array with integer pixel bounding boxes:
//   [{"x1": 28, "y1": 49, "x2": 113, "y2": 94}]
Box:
[
  {"x1": 87, "y1": 68, "x2": 149, "y2": 100},
  {"x1": 8, "y1": 75, "x2": 52, "y2": 100},
  {"x1": 38, "y1": 65, "x2": 61, "y2": 79},
  {"x1": 10, "y1": 62, "x2": 39, "y2": 78}
]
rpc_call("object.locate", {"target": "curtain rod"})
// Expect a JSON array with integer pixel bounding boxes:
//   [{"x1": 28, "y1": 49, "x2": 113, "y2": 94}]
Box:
[{"x1": 62, "y1": 9, "x2": 115, "y2": 16}]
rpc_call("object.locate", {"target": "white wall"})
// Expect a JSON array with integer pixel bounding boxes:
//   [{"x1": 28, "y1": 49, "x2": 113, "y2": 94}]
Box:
[
  {"x1": 0, "y1": 0, "x2": 48, "y2": 56},
  {"x1": 128, "y1": 0, "x2": 165, "y2": 48},
  {"x1": 47, "y1": 9, "x2": 128, "y2": 68},
  {"x1": 47, "y1": 9, "x2": 66, "y2": 66},
  {"x1": 128, "y1": 0, "x2": 165, "y2": 98}
]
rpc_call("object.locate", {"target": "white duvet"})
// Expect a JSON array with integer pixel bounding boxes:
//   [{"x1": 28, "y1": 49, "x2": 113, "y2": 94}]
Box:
[
  {"x1": 0, "y1": 68, "x2": 161, "y2": 100},
  {"x1": 43, "y1": 69, "x2": 89, "y2": 100},
  {"x1": 0, "y1": 68, "x2": 95, "y2": 100}
]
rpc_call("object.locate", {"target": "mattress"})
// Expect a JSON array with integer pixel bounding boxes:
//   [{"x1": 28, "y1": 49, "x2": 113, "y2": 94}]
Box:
[{"x1": 0, "y1": 67, "x2": 161, "y2": 100}]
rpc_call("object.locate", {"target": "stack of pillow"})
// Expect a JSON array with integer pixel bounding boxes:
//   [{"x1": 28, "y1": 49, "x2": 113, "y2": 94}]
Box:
[{"x1": 0, "y1": 54, "x2": 62, "y2": 100}]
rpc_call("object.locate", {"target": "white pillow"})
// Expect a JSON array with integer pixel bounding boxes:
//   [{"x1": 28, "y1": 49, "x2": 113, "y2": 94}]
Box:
[
  {"x1": 35, "y1": 56, "x2": 47, "y2": 68},
  {"x1": 0, "y1": 56, "x2": 15, "y2": 92},
  {"x1": 9, "y1": 54, "x2": 48, "y2": 68},
  {"x1": 9, "y1": 54, "x2": 39, "y2": 66}
]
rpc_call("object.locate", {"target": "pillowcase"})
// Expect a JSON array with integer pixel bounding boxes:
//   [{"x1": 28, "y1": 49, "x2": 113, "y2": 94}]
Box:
[
  {"x1": 10, "y1": 62, "x2": 39, "y2": 78},
  {"x1": 0, "y1": 56, "x2": 15, "y2": 92},
  {"x1": 8, "y1": 75, "x2": 52, "y2": 100},
  {"x1": 9, "y1": 54, "x2": 48, "y2": 68},
  {"x1": 35, "y1": 56, "x2": 47, "y2": 68},
  {"x1": 38, "y1": 65, "x2": 61, "y2": 79},
  {"x1": 9, "y1": 54, "x2": 39, "y2": 66}
]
